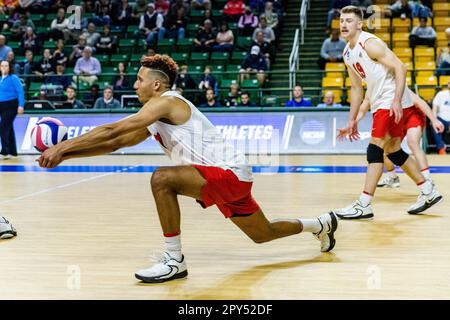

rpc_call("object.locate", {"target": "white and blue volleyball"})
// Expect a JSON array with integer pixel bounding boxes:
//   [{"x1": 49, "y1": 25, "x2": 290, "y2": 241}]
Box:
[{"x1": 30, "y1": 117, "x2": 68, "y2": 152}]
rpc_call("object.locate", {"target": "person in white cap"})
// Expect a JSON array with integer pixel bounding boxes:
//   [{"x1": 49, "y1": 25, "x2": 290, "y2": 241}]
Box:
[
  {"x1": 139, "y1": 3, "x2": 166, "y2": 47},
  {"x1": 239, "y1": 45, "x2": 268, "y2": 86}
]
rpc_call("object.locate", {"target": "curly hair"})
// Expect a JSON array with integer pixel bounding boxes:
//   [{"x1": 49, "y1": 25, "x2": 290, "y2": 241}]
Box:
[{"x1": 140, "y1": 54, "x2": 179, "y2": 88}]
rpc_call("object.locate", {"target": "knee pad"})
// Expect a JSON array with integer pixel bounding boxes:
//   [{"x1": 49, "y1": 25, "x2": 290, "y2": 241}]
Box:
[
  {"x1": 387, "y1": 149, "x2": 409, "y2": 166},
  {"x1": 367, "y1": 143, "x2": 384, "y2": 164}
]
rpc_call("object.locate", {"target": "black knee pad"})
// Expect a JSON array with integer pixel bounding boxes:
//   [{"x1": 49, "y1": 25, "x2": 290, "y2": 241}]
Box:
[
  {"x1": 367, "y1": 143, "x2": 384, "y2": 164},
  {"x1": 387, "y1": 149, "x2": 409, "y2": 166}
]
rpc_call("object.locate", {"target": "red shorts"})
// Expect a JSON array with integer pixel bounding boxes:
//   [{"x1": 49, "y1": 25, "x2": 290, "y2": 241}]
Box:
[
  {"x1": 372, "y1": 107, "x2": 413, "y2": 138},
  {"x1": 192, "y1": 165, "x2": 260, "y2": 218},
  {"x1": 401, "y1": 106, "x2": 426, "y2": 138}
]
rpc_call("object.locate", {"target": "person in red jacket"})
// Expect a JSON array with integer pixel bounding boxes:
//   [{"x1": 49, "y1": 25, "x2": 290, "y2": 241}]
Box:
[{"x1": 223, "y1": 0, "x2": 245, "y2": 22}]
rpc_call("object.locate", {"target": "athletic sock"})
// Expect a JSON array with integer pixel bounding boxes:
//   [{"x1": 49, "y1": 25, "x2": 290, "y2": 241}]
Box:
[
  {"x1": 359, "y1": 191, "x2": 373, "y2": 207},
  {"x1": 298, "y1": 218, "x2": 322, "y2": 233},
  {"x1": 417, "y1": 179, "x2": 433, "y2": 195},
  {"x1": 164, "y1": 232, "x2": 182, "y2": 260},
  {"x1": 421, "y1": 167, "x2": 431, "y2": 180},
  {"x1": 387, "y1": 170, "x2": 397, "y2": 179}
]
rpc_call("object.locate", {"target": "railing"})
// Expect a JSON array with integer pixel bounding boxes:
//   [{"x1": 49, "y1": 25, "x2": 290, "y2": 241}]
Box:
[
  {"x1": 299, "y1": 0, "x2": 310, "y2": 45},
  {"x1": 288, "y1": 29, "x2": 300, "y2": 100}
]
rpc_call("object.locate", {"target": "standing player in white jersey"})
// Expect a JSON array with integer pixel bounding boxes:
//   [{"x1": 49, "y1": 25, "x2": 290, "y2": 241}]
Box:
[
  {"x1": 36, "y1": 55, "x2": 338, "y2": 283},
  {"x1": 334, "y1": 6, "x2": 442, "y2": 220}
]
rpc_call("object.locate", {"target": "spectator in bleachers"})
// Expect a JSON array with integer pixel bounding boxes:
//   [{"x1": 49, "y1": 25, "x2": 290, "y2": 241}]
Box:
[
  {"x1": 46, "y1": 63, "x2": 71, "y2": 89},
  {"x1": 63, "y1": 5, "x2": 89, "y2": 42},
  {"x1": 73, "y1": 46, "x2": 101, "y2": 86},
  {"x1": 213, "y1": 22, "x2": 234, "y2": 52},
  {"x1": 409, "y1": 17, "x2": 436, "y2": 48},
  {"x1": 63, "y1": 86, "x2": 86, "y2": 109},
  {"x1": 112, "y1": 62, "x2": 132, "y2": 91},
  {"x1": 250, "y1": 0, "x2": 265, "y2": 14},
  {"x1": 388, "y1": 0, "x2": 413, "y2": 19},
  {"x1": 411, "y1": 1, "x2": 432, "y2": 18},
  {"x1": 318, "y1": 28, "x2": 346, "y2": 70},
  {"x1": 95, "y1": 25, "x2": 118, "y2": 55},
  {"x1": 33, "y1": 48, "x2": 55, "y2": 82},
  {"x1": 49, "y1": 7, "x2": 69, "y2": 41},
  {"x1": 261, "y1": 2, "x2": 279, "y2": 34},
  {"x1": 252, "y1": 17, "x2": 275, "y2": 44},
  {"x1": 132, "y1": 0, "x2": 148, "y2": 23},
  {"x1": 83, "y1": 83, "x2": 100, "y2": 108},
  {"x1": 199, "y1": 88, "x2": 222, "y2": 108},
  {"x1": 6, "y1": 51, "x2": 20, "y2": 74},
  {"x1": 327, "y1": 0, "x2": 351, "y2": 29},
  {"x1": 198, "y1": 65, "x2": 217, "y2": 93},
  {"x1": 93, "y1": 0, "x2": 114, "y2": 26},
  {"x1": 239, "y1": 45, "x2": 267, "y2": 86},
  {"x1": 11, "y1": 14, "x2": 35, "y2": 40},
  {"x1": 20, "y1": 49, "x2": 34, "y2": 75},
  {"x1": 139, "y1": 3, "x2": 166, "y2": 47},
  {"x1": 164, "y1": 5, "x2": 187, "y2": 40},
  {"x1": 238, "y1": 5, "x2": 259, "y2": 37},
  {"x1": 191, "y1": 0, "x2": 211, "y2": 11},
  {"x1": 69, "y1": 36, "x2": 87, "y2": 66},
  {"x1": 0, "y1": 0, "x2": 19, "y2": 15},
  {"x1": 53, "y1": 39, "x2": 68, "y2": 66},
  {"x1": 170, "y1": 0, "x2": 190, "y2": 16},
  {"x1": 252, "y1": 31, "x2": 273, "y2": 69},
  {"x1": 285, "y1": 85, "x2": 313, "y2": 107},
  {"x1": 193, "y1": 19, "x2": 216, "y2": 52},
  {"x1": 431, "y1": 79, "x2": 450, "y2": 155},
  {"x1": 172, "y1": 64, "x2": 197, "y2": 92},
  {"x1": 317, "y1": 91, "x2": 342, "y2": 108},
  {"x1": 81, "y1": 23, "x2": 101, "y2": 49},
  {"x1": 351, "y1": 0, "x2": 372, "y2": 11},
  {"x1": 238, "y1": 91, "x2": 256, "y2": 107},
  {"x1": 200, "y1": 9, "x2": 218, "y2": 32},
  {"x1": 0, "y1": 35, "x2": 12, "y2": 61},
  {"x1": 155, "y1": 0, "x2": 170, "y2": 16},
  {"x1": 93, "y1": 86, "x2": 121, "y2": 109},
  {"x1": 223, "y1": 82, "x2": 241, "y2": 107},
  {"x1": 223, "y1": 0, "x2": 245, "y2": 23},
  {"x1": 113, "y1": 0, "x2": 133, "y2": 29},
  {"x1": 19, "y1": 27, "x2": 40, "y2": 55},
  {"x1": 436, "y1": 41, "x2": 450, "y2": 77}
]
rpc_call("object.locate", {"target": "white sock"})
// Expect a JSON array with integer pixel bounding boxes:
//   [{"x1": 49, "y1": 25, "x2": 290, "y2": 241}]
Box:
[
  {"x1": 387, "y1": 170, "x2": 397, "y2": 179},
  {"x1": 359, "y1": 192, "x2": 373, "y2": 207},
  {"x1": 298, "y1": 218, "x2": 321, "y2": 233},
  {"x1": 418, "y1": 179, "x2": 433, "y2": 195},
  {"x1": 421, "y1": 168, "x2": 431, "y2": 180},
  {"x1": 164, "y1": 234, "x2": 182, "y2": 260}
]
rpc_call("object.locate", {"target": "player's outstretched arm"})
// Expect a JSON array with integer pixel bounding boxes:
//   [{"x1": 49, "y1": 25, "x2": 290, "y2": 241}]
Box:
[
  {"x1": 341, "y1": 66, "x2": 363, "y2": 141},
  {"x1": 411, "y1": 91, "x2": 444, "y2": 133},
  {"x1": 356, "y1": 95, "x2": 370, "y2": 123}
]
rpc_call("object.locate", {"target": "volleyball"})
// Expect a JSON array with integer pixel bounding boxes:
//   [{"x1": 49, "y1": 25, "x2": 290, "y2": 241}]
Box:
[{"x1": 30, "y1": 117, "x2": 68, "y2": 152}]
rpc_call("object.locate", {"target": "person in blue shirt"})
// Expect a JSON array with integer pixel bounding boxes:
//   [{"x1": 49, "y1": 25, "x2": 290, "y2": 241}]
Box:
[
  {"x1": 317, "y1": 91, "x2": 343, "y2": 108},
  {"x1": 285, "y1": 85, "x2": 313, "y2": 107},
  {"x1": 0, "y1": 60, "x2": 25, "y2": 159},
  {"x1": 0, "y1": 35, "x2": 11, "y2": 61},
  {"x1": 318, "y1": 29, "x2": 347, "y2": 69}
]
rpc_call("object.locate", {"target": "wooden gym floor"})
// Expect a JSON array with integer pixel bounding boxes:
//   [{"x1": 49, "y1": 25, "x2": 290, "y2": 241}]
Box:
[{"x1": 0, "y1": 154, "x2": 449, "y2": 299}]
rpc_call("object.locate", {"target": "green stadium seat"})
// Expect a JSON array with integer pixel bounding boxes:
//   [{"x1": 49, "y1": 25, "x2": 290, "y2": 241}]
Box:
[
  {"x1": 36, "y1": 26, "x2": 50, "y2": 35},
  {"x1": 96, "y1": 55, "x2": 110, "y2": 64},
  {"x1": 188, "y1": 65, "x2": 203, "y2": 73},
  {"x1": 98, "y1": 82, "x2": 111, "y2": 90},
  {"x1": 225, "y1": 64, "x2": 241, "y2": 79},
  {"x1": 186, "y1": 24, "x2": 200, "y2": 37},
  {"x1": 190, "y1": 10, "x2": 204, "y2": 23},
  {"x1": 212, "y1": 9, "x2": 223, "y2": 17},
  {"x1": 172, "y1": 52, "x2": 188, "y2": 64},
  {"x1": 261, "y1": 95, "x2": 279, "y2": 106},
  {"x1": 231, "y1": 51, "x2": 247, "y2": 63},
  {"x1": 44, "y1": 40, "x2": 56, "y2": 50},
  {"x1": 157, "y1": 38, "x2": 175, "y2": 52},
  {"x1": 211, "y1": 52, "x2": 229, "y2": 62},
  {"x1": 236, "y1": 36, "x2": 252, "y2": 50},
  {"x1": 242, "y1": 79, "x2": 259, "y2": 88},
  {"x1": 130, "y1": 54, "x2": 143, "y2": 63},
  {"x1": 8, "y1": 41, "x2": 19, "y2": 50},
  {"x1": 190, "y1": 52, "x2": 209, "y2": 62},
  {"x1": 30, "y1": 14, "x2": 45, "y2": 26},
  {"x1": 110, "y1": 54, "x2": 129, "y2": 63},
  {"x1": 177, "y1": 38, "x2": 193, "y2": 53},
  {"x1": 29, "y1": 82, "x2": 43, "y2": 92},
  {"x1": 220, "y1": 79, "x2": 238, "y2": 89},
  {"x1": 118, "y1": 39, "x2": 136, "y2": 51}
]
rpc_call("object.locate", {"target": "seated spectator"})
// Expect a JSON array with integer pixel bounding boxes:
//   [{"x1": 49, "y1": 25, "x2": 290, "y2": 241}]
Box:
[
  {"x1": 223, "y1": 83, "x2": 241, "y2": 107},
  {"x1": 252, "y1": 17, "x2": 275, "y2": 44},
  {"x1": 33, "y1": 49, "x2": 56, "y2": 82},
  {"x1": 318, "y1": 29, "x2": 346, "y2": 70},
  {"x1": 200, "y1": 9, "x2": 218, "y2": 32},
  {"x1": 351, "y1": 0, "x2": 372, "y2": 11},
  {"x1": 112, "y1": 62, "x2": 132, "y2": 91},
  {"x1": 239, "y1": 45, "x2": 268, "y2": 86},
  {"x1": 46, "y1": 63, "x2": 71, "y2": 89},
  {"x1": 20, "y1": 27, "x2": 41, "y2": 55},
  {"x1": 317, "y1": 91, "x2": 342, "y2": 108},
  {"x1": 96, "y1": 25, "x2": 118, "y2": 55},
  {"x1": 191, "y1": 0, "x2": 211, "y2": 11},
  {"x1": 213, "y1": 22, "x2": 234, "y2": 52},
  {"x1": 164, "y1": 5, "x2": 187, "y2": 40},
  {"x1": 113, "y1": 0, "x2": 133, "y2": 29},
  {"x1": 6, "y1": 51, "x2": 20, "y2": 74},
  {"x1": 53, "y1": 39, "x2": 69, "y2": 66},
  {"x1": 69, "y1": 36, "x2": 87, "y2": 67},
  {"x1": 436, "y1": 41, "x2": 450, "y2": 77},
  {"x1": 238, "y1": 91, "x2": 257, "y2": 107},
  {"x1": 250, "y1": 0, "x2": 265, "y2": 14},
  {"x1": 49, "y1": 7, "x2": 69, "y2": 41},
  {"x1": 431, "y1": 79, "x2": 450, "y2": 155},
  {"x1": 172, "y1": 64, "x2": 197, "y2": 91},
  {"x1": 170, "y1": 0, "x2": 190, "y2": 17},
  {"x1": 93, "y1": 0, "x2": 113, "y2": 26},
  {"x1": 0, "y1": 34, "x2": 11, "y2": 61},
  {"x1": 139, "y1": 3, "x2": 166, "y2": 47},
  {"x1": 252, "y1": 31, "x2": 273, "y2": 69},
  {"x1": 193, "y1": 19, "x2": 216, "y2": 52},
  {"x1": 20, "y1": 50, "x2": 35, "y2": 75},
  {"x1": 223, "y1": 0, "x2": 245, "y2": 23},
  {"x1": 285, "y1": 85, "x2": 313, "y2": 107},
  {"x1": 238, "y1": 6, "x2": 259, "y2": 36},
  {"x1": 198, "y1": 65, "x2": 217, "y2": 93},
  {"x1": 93, "y1": 86, "x2": 121, "y2": 109},
  {"x1": 261, "y1": 2, "x2": 279, "y2": 34},
  {"x1": 327, "y1": 0, "x2": 352, "y2": 28},
  {"x1": 73, "y1": 46, "x2": 102, "y2": 86},
  {"x1": 63, "y1": 5, "x2": 89, "y2": 42},
  {"x1": 132, "y1": 0, "x2": 148, "y2": 23},
  {"x1": 83, "y1": 84, "x2": 100, "y2": 108},
  {"x1": 11, "y1": 14, "x2": 35, "y2": 41},
  {"x1": 81, "y1": 23, "x2": 101, "y2": 49},
  {"x1": 409, "y1": 17, "x2": 436, "y2": 48},
  {"x1": 388, "y1": 0, "x2": 413, "y2": 19},
  {"x1": 0, "y1": 0, "x2": 19, "y2": 15},
  {"x1": 63, "y1": 86, "x2": 86, "y2": 109},
  {"x1": 155, "y1": 0, "x2": 170, "y2": 16},
  {"x1": 199, "y1": 88, "x2": 222, "y2": 107}
]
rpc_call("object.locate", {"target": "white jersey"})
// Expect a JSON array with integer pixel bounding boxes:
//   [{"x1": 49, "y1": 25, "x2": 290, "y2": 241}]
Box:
[
  {"x1": 147, "y1": 91, "x2": 253, "y2": 182},
  {"x1": 432, "y1": 89, "x2": 450, "y2": 122},
  {"x1": 343, "y1": 31, "x2": 412, "y2": 112}
]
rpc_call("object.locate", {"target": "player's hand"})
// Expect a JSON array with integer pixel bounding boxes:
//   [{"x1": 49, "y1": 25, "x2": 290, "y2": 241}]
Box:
[
  {"x1": 432, "y1": 119, "x2": 445, "y2": 134},
  {"x1": 36, "y1": 146, "x2": 63, "y2": 169},
  {"x1": 389, "y1": 100, "x2": 403, "y2": 124},
  {"x1": 337, "y1": 120, "x2": 360, "y2": 142}
]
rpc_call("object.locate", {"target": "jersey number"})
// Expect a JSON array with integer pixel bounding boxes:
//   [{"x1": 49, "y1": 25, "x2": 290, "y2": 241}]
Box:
[{"x1": 352, "y1": 62, "x2": 366, "y2": 79}]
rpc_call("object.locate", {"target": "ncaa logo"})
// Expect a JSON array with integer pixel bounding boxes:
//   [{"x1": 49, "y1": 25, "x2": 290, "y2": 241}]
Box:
[{"x1": 299, "y1": 120, "x2": 326, "y2": 145}]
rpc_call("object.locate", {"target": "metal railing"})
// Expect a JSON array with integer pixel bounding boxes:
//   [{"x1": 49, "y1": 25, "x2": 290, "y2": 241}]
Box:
[
  {"x1": 299, "y1": 0, "x2": 310, "y2": 45},
  {"x1": 288, "y1": 29, "x2": 300, "y2": 100}
]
